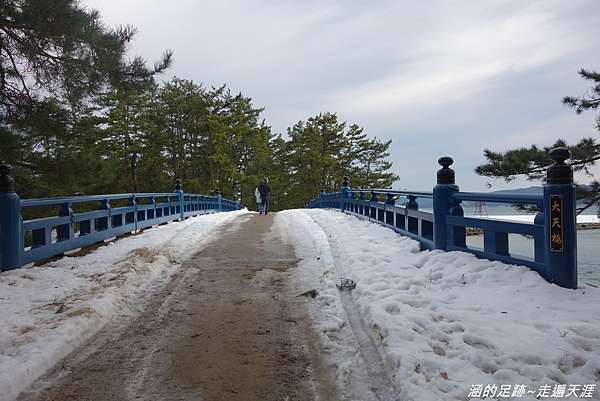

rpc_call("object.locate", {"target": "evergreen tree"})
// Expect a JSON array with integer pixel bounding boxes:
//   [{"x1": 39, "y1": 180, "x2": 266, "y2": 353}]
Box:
[
  {"x1": 0, "y1": 0, "x2": 171, "y2": 197},
  {"x1": 476, "y1": 68, "x2": 600, "y2": 214},
  {"x1": 0, "y1": 3, "x2": 399, "y2": 211},
  {"x1": 271, "y1": 113, "x2": 399, "y2": 210},
  {"x1": 0, "y1": 0, "x2": 171, "y2": 115}
]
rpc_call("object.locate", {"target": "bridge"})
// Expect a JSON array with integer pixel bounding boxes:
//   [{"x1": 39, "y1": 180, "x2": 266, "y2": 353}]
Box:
[
  {"x1": 308, "y1": 147, "x2": 577, "y2": 289},
  {"x1": 0, "y1": 148, "x2": 596, "y2": 401}
]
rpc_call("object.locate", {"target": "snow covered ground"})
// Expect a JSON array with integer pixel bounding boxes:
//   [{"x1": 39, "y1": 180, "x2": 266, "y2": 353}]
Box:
[
  {"x1": 0, "y1": 209, "x2": 246, "y2": 401},
  {"x1": 277, "y1": 209, "x2": 600, "y2": 401}
]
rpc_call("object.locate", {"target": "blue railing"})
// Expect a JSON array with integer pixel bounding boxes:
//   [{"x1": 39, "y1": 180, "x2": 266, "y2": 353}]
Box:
[
  {"x1": 0, "y1": 169, "x2": 242, "y2": 271},
  {"x1": 307, "y1": 148, "x2": 578, "y2": 289}
]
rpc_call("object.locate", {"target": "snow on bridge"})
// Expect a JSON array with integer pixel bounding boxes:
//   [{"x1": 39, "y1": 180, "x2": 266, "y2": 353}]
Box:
[
  {"x1": 0, "y1": 210, "x2": 245, "y2": 400},
  {"x1": 278, "y1": 209, "x2": 600, "y2": 400},
  {"x1": 1, "y1": 208, "x2": 599, "y2": 401}
]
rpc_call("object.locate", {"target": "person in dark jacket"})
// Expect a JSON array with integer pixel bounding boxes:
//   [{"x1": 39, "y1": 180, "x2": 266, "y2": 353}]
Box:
[{"x1": 257, "y1": 177, "x2": 272, "y2": 215}]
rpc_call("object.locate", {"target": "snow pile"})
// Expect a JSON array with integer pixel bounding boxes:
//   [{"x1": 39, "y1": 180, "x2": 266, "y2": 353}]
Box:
[
  {"x1": 277, "y1": 209, "x2": 600, "y2": 401},
  {"x1": 0, "y1": 209, "x2": 246, "y2": 401}
]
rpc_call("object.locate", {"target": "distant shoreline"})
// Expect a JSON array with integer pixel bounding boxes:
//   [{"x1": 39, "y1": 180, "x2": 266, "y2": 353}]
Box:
[
  {"x1": 576, "y1": 222, "x2": 600, "y2": 230},
  {"x1": 466, "y1": 222, "x2": 600, "y2": 236}
]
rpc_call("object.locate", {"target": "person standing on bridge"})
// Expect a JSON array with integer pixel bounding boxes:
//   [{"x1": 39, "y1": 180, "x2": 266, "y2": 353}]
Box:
[
  {"x1": 254, "y1": 186, "x2": 264, "y2": 214},
  {"x1": 258, "y1": 177, "x2": 272, "y2": 215}
]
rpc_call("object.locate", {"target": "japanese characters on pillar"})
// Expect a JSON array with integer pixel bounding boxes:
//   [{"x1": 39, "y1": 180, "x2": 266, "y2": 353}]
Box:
[
  {"x1": 549, "y1": 194, "x2": 563, "y2": 252},
  {"x1": 544, "y1": 146, "x2": 577, "y2": 289}
]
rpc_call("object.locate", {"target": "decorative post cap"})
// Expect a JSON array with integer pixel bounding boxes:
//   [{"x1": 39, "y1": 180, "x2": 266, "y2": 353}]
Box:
[
  {"x1": 342, "y1": 176, "x2": 350, "y2": 187},
  {"x1": 0, "y1": 163, "x2": 15, "y2": 193},
  {"x1": 437, "y1": 156, "x2": 455, "y2": 185},
  {"x1": 547, "y1": 147, "x2": 573, "y2": 185},
  {"x1": 175, "y1": 178, "x2": 182, "y2": 191}
]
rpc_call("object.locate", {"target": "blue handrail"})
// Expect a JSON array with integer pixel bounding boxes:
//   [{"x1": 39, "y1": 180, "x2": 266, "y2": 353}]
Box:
[
  {"x1": 0, "y1": 170, "x2": 242, "y2": 271},
  {"x1": 452, "y1": 192, "x2": 543, "y2": 207},
  {"x1": 351, "y1": 189, "x2": 434, "y2": 198},
  {"x1": 307, "y1": 148, "x2": 578, "y2": 289}
]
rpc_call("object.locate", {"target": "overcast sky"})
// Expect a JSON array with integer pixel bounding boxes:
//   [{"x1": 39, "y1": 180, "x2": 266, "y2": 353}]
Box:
[{"x1": 85, "y1": 0, "x2": 600, "y2": 191}]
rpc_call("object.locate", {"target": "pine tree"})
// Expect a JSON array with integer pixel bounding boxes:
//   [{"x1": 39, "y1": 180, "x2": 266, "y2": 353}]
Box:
[
  {"x1": 476, "y1": 68, "x2": 600, "y2": 214},
  {"x1": 0, "y1": 0, "x2": 171, "y2": 116},
  {"x1": 0, "y1": 0, "x2": 171, "y2": 197},
  {"x1": 272, "y1": 113, "x2": 399, "y2": 209}
]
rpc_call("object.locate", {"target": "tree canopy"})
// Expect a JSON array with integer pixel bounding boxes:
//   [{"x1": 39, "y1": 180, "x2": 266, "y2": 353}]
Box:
[{"x1": 0, "y1": 1, "x2": 399, "y2": 211}]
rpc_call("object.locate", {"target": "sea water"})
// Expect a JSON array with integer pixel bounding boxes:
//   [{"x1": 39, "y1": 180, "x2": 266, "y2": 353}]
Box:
[{"x1": 463, "y1": 206, "x2": 600, "y2": 285}]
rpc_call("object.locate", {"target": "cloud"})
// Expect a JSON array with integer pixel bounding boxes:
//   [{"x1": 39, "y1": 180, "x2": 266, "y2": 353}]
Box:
[{"x1": 84, "y1": 0, "x2": 600, "y2": 189}]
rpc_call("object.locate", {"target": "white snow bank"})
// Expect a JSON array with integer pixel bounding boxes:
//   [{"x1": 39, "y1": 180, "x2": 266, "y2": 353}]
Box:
[
  {"x1": 278, "y1": 209, "x2": 600, "y2": 401},
  {"x1": 486, "y1": 214, "x2": 599, "y2": 224},
  {"x1": 0, "y1": 210, "x2": 246, "y2": 401}
]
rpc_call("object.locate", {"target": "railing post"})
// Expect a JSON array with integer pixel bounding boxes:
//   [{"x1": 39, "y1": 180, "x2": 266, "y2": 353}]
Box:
[
  {"x1": 386, "y1": 193, "x2": 395, "y2": 205},
  {"x1": 341, "y1": 176, "x2": 350, "y2": 211},
  {"x1": 385, "y1": 193, "x2": 395, "y2": 225},
  {"x1": 57, "y1": 202, "x2": 74, "y2": 241},
  {"x1": 406, "y1": 195, "x2": 419, "y2": 210},
  {"x1": 433, "y1": 157, "x2": 459, "y2": 251},
  {"x1": 175, "y1": 178, "x2": 184, "y2": 221},
  {"x1": 99, "y1": 199, "x2": 111, "y2": 231},
  {"x1": 0, "y1": 164, "x2": 22, "y2": 271},
  {"x1": 370, "y1": 190, "x2": 378, "y2": 219},
  {"x1": 215, "y1": 188, "x2": 222, "y2": 212},
  {"x1": 544, "y1": 147, "x2": 577, "y2": 289},
  {"x1": 359, "y1": 191, "x2": 366, "y2": 215}
]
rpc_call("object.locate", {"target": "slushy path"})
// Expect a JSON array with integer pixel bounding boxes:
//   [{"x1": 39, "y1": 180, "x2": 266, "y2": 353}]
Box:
[{"x1": 18, "y1": 213, "x2": 336, "y2": 401}]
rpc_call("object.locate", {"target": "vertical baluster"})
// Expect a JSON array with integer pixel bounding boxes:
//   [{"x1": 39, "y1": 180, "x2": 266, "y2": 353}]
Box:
[
  {"x1": 406, "y1": 195, "x2": 419, "y2": 234},
  {"x1": 98, "y1": 199, "x2": 110, "y2": 231},
  {"x1": 216, "y1": 188, "x2": 222, "y2": 212},
  {"x1": 126, "y1": 195, "x2": 136, "y2": 229},
  {"x1": 534, "y1": 212, "x2": 544, "y2": 264},
  {"x1": 359, "y1": 192, "x2": 366, "y2": 215},
  {"x1": 386, "y1": 193, "x2": 395, "y2": 225},
  {"x1": 484, "y1": 231, "x2": 509, "y2": 256},
  {"x1": 175, "y1": 179, "x2": 184, "y2": 220},
  {"x1": 370, "y1": 191, "x2": 378, "y2": 219},
  {"x1": 57, "y1": 202, "x2": 73, "y2": 241}
]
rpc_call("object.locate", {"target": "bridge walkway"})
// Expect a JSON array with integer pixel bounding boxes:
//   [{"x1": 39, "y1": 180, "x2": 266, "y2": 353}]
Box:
[{"x1": 18, "y1": 213, "x2": 337, "y2": 401}]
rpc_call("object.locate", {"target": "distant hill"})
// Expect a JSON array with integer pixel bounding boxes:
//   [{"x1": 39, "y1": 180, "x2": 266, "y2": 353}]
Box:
[
  {"x1": 491, "y1": 186, "x2": 542, "y2": 195},
  {"x1": 384, "y1": 185, "x2": 591, "y2": 209},
  {"x1": 492, "y1": 186, "x2": 589, "y2": 205}
]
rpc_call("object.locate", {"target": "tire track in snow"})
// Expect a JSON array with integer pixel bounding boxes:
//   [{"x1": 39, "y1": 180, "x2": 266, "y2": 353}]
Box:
[{"x1": 303, "y1": 212, "x2": 402, "y2": 401}]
